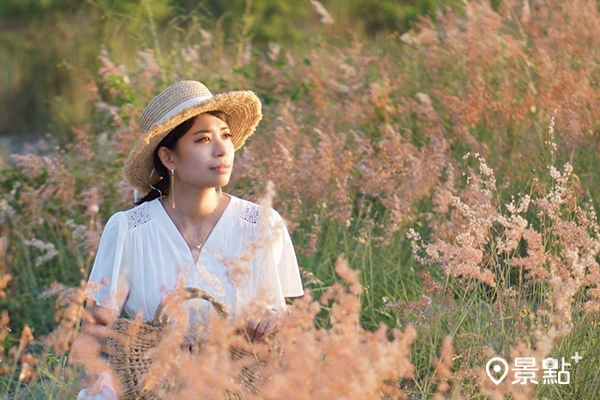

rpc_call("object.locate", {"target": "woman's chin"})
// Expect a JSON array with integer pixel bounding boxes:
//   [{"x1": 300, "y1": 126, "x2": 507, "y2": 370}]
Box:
[{"x1": 217, "y1": 176, "x2": 232, "y2": 187}]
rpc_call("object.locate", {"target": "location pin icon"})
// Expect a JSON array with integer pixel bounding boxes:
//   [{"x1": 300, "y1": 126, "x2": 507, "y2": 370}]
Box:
[{"x1": 486, "y1": 357, "x2": 509, "y2": 385}]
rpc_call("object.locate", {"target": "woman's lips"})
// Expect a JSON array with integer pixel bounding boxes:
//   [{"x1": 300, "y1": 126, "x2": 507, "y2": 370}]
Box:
[{"x1": 210, "y1": 164, "x2": 231, "y2": 174}]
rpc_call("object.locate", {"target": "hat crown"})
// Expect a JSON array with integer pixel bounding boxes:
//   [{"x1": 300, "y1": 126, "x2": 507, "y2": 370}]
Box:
[{"x1": 139, "y1": 80, "x2": 213, "y2": 133}]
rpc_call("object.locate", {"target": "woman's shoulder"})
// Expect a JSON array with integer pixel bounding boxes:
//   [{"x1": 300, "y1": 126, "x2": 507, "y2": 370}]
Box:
[
  {"x1": 230, "y1": 196, "x2": 264, "y2": 225},
  {"x1": 104, "y1": 199, "x2": 158, "y2": 231},
  {"x1": 229, "y1": 195, "x2": 284, "y2": 227}
]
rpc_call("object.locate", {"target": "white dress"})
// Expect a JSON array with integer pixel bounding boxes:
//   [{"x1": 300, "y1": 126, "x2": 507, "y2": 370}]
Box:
[{"x1": 77, "y1": 195, "x2": 304, "y2": 399}]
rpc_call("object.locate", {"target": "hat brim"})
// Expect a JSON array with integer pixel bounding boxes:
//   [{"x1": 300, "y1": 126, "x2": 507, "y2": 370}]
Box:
[{"x1": 123, "y1": 90, "x2": 262, "y2": 193}]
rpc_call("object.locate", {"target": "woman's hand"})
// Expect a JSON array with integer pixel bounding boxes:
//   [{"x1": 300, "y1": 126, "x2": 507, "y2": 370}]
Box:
[
  {"x1": 85, "y1": 302, "x2": 118, "y2": 327},
  {"x1": 71, "y1": 302, "x2": 119, "y2": 364},
  {"x1": 243, "y1": 309, "x2": 282, "y2": 343},
  {"x1": 79, "y1": 302, "x2": 119, "y2": 348}
]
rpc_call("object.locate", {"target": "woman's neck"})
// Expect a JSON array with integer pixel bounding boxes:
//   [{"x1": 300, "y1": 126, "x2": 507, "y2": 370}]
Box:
[
  {"x1": 161, "y1": 186, "x2": 230, "y2": 259},
  {"x1": 164, "y1": 186, "x2": 224, "y2": 226}
]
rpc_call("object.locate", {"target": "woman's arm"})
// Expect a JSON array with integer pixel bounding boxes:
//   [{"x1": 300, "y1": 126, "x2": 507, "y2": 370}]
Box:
[{"x1": 78, "y1": 301, "x2": 119, "y2": 352}]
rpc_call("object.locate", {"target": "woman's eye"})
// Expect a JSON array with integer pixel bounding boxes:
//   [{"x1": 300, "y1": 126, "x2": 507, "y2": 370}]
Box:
[
  {"x1": 223, "y1": 133, "x2": 232, "y2": 139},
  {"x1": 195, "y1": 137, "x2": 210, "y2": 143}
]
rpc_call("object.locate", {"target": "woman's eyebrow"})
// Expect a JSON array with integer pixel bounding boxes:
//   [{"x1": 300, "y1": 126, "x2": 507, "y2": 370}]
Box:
[{"x1": 193, "y1": 126, "x2": 230, "y2": 135}]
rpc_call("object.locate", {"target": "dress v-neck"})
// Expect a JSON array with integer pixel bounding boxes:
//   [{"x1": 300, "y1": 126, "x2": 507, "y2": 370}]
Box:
[{"x1": 153, "y1": 195, "x2": 234, "y2": 265}]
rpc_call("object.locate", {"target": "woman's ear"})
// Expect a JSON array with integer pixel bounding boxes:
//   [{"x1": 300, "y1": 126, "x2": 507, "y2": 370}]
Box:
[{"x1": 157, "y1": 146, "x2": 176, "y2": 171}]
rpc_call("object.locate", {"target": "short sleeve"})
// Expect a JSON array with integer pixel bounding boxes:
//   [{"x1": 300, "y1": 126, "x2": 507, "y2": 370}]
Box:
[
  {"x1": 85, "y1": 212, "x2": 131, "y2": 312},
  {"x1": 271, "y1": 211, "x2": 304, "y2": 299}
]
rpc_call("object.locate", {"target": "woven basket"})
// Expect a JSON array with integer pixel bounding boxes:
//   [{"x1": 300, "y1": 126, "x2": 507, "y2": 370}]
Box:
[{"x1": 107, "y1": 287, "x2": 230, "y2": 400}]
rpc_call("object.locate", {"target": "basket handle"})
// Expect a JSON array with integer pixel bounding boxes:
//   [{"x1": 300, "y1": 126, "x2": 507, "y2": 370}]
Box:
[{"x1": 153, "y1": 287, "x2": 228, "y2": 326}]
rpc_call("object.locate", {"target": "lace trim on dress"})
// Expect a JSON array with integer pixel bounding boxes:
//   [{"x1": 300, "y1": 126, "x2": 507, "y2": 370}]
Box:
[
  {"x1": 126, "y1": 204, "x2": 152, "y2": 230},
  {"x1": 240, "y1": 204, "x2": 262, "y2": 225}
]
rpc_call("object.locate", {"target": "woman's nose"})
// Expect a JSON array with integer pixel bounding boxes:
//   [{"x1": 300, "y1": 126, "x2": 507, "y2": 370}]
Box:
[{"x1": 213, "y1": 137, "x2": 227, "y2": 157}]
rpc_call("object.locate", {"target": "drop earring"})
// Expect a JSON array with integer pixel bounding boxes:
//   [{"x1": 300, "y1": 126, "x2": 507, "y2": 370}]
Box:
[{"x1": 170, "y1": 168, "x2": 176, "y2": 209}]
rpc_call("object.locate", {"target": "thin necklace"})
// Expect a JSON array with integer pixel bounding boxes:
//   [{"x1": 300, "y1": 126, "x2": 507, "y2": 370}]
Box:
[{"x1": 191, "y1": 193, "x2": 224, "y2": 252}]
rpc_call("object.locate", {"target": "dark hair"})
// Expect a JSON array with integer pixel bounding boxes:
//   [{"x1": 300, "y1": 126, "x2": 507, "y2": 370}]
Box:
[
  {"x1": 135, "y1": 111, "x2": 230, "y2": 205},
  {"x1": 134, "y1": 117, "x2": 195, "y2": 205}
]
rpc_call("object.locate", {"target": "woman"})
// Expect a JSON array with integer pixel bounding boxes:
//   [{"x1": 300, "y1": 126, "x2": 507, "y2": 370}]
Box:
[{"x1": 77, "y1": 80, "x2": 304, "y2": 399}]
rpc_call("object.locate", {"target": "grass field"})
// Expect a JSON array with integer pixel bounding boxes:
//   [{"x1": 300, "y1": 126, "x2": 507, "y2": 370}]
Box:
[{"x1": 0, "y1": 0, "x2": 599, "y2": 398}]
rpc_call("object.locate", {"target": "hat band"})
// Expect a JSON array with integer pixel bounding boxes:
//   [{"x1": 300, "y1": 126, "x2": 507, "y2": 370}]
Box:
[{"x1": 157, "y1": 95, "x2": 213, "y2": 126}]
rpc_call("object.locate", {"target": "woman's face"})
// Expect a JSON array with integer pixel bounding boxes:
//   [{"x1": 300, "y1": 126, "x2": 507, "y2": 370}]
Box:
[{"x1": 165, "y1": 113, "x2": 235, "y2": 190}]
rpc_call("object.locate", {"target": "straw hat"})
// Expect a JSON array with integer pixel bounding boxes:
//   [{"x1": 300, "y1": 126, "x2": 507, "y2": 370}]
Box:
[{"x1": 123, "y1": 80, "x2": 262, "y2": 192}]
